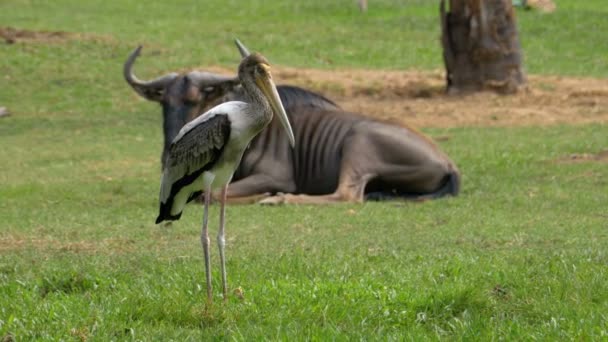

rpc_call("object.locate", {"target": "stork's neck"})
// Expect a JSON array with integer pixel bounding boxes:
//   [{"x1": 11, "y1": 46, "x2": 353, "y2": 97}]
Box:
[{"x1": 242, "y1": 80, "x2": 273, "y2": 129}]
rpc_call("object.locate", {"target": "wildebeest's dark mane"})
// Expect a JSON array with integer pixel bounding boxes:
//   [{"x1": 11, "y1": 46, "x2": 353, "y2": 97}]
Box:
[{"x1": 276, "y1": 85, "x2": 340, "y2": 112}]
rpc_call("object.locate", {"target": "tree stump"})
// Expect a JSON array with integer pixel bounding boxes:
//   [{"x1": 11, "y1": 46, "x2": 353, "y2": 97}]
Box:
[
  {"x1": 358, "y1": 0, "x2": 368, "y2": 12},
  {"x1": 440, "y1": 0, "x2": 526, "y2": 94}
]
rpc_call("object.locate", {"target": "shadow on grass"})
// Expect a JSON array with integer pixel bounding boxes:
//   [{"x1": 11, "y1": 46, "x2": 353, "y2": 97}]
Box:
[
  {"x1": 39, "y1": 271, "x2": 101, "y2": 297},
  {"x1": 409, "y1": 288, "x2": 489, "y2": 334}
]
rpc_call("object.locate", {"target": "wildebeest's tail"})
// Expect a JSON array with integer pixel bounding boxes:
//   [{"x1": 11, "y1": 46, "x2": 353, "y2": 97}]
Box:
[
  {"x1": 429, "y1": 170, "x2": 460, "y2": 198},
  {"x1": 364, "y1": 170, "x2": 460, "y2": 201}
]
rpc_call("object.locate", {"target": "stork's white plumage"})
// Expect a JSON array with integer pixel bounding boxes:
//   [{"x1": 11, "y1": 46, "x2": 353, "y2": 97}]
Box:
[
  {"x1": 155, "y1": 41, "x2": 294, "y2": 304},
  {"x1": 157, "y1": 102, "x2": 250, "y2": 220}
]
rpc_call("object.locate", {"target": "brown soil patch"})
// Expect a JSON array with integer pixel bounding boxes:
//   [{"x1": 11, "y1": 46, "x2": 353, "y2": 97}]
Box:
[
  {"x1": 205, "y1": 65, "x2": 608, "y2": 128},
  {"x1": 0, "y1": 26, "x2": 112, "y2": 44},
  {"x1": 0, "y1": 234, "x2": 135, "y2": 254},
  {"x1": 554, "y1": 150, "x2": 608, "y2": 164},
  {"x1": 526, "y1": 0, "x2": 556, "y2": 13}
]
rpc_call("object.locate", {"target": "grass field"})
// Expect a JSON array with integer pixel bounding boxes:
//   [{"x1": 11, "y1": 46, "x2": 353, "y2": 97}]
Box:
[{"x1": 1, "y1": 0, "x2": 607, "y2": 340}]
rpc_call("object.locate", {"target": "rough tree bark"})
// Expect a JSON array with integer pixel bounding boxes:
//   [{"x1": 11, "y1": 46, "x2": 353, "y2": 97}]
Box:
[
  {"x1": 358, "y1": 0, "x2": 367, "y2": 12},
  {"x1": 440, "y1": 0, "x2": 526, "y2": 94}
]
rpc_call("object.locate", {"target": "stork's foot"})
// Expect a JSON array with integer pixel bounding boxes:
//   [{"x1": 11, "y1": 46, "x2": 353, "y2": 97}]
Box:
[{"x1": 259, "y1": 193, "x2": 288, "y2": 205}]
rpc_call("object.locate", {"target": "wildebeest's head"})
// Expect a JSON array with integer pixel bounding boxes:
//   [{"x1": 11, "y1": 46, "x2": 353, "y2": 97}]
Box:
[{"x1": 123, "y1": 46, "x2": 240, "y2": 168}]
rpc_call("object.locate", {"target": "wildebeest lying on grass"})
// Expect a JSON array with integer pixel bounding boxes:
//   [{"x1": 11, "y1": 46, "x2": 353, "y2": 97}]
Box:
[{"x1": 124, "y1": 46, "x2": 461, "y2": 204}]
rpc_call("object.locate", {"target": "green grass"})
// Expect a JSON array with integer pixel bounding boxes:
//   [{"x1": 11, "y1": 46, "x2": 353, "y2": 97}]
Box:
[
  {"x1": 1, "y1": 0, "x2": 608, "y2": 340},
  {"x1": 1, "y1": 0, "x2": 607, "y2": 75}
]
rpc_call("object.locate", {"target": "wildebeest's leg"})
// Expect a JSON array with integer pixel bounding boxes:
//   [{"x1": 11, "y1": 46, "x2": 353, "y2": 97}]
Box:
[
  {"x1": 259, "y1": 135, "x2": 375, "y2": 204},
  {"x1": 259, "y1": 124, "x2": 459, "y2": 204},
  {"x1": 218, "y1": 173, "x2": 296, "y2": 204},
  {"x1": 223, "y1": 193, "x2": 272, "y2": 204},
  {"x1": 357, "y1": 125, "x2": 459, "y2": 199},
  {"x1": 258, "y1": 162, "x2": 372, "y2": 204}
]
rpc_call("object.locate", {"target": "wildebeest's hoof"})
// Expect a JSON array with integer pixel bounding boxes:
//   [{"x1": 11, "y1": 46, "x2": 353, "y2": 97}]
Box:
[{"x1": 259, "y1": 194, "x2": 287, "y2": 205}]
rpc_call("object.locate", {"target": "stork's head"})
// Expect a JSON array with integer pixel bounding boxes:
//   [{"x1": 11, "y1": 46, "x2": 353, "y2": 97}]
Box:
[
  {"x1": 235, "y1": 41, "x2": 295, "y2": 147},
  {"x1": 236, "y1": 53, "x2": 274, "y2": 98},
  {"x1": 123, "y1": 46, "x2": 240, "y2": 167}
]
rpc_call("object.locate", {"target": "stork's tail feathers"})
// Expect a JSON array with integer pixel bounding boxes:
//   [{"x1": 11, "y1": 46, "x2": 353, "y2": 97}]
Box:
[
  {"x1": 155, "y1": 202, "x2": 182, "y2": 224},
  {"x1": 155, "y1": 191, "x2": 203, "y2": 224}
]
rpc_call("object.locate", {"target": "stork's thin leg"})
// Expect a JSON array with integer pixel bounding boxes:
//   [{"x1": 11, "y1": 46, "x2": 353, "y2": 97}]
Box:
[
  {"x1": 217, "y1": 184, "x2": 228, "y2": 301},
  {"x1": 201, "y1": 187, "x2": 213, "y2": 304}
]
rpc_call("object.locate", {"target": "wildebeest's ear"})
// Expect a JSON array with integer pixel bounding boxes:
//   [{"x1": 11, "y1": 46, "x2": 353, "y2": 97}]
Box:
[
  {"x1": 217, "y1": 78, "x2": 241, "y2": 93},
  {"x1": 196, "y1": 77, "x2": 242, "y2": 112},
  {"x1": 195, "y1": 75, "x2": 241, "y2": 101},
  {"x1": 188, "y1": 72, "x2": 239, "y2": 94}
]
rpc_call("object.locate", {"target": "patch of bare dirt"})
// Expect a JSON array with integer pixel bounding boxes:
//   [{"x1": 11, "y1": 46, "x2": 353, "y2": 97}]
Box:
[
  {"x1": 0, "y1": 234, "x2": 135, "y2": 254},
  {"x1": 204, "y1": 65, "x2": 608, "y2": 128},
  {"x1": 526, "y1": 0, "x2": 556, "y2": 13},
  {"x1": 0, "y1": 26, "x2": 112, "y2": 44},
  {"x1": 276, "y1": 67, "x2": 608, "y2": 128},
  {"x1": 554, "y1": 150, "x2": 608, "y2": 164}
]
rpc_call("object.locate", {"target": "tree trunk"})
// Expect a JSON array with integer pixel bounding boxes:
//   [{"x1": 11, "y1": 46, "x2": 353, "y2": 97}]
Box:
[{"x1": 440, "y1": 0, "x2": 526, "y2": 94}]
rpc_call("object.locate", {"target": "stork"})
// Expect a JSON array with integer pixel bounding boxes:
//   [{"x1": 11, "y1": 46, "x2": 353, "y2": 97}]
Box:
[{"x1": 155, "y1": 40, "x2": 295, "y2": 303}]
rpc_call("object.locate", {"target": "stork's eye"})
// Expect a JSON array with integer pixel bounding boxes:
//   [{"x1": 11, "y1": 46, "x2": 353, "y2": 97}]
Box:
[
  {"x1": 256, "y1": 65, "x2": 267, "y2": 75},
  {"x1": 203, "y1": 86, "x2": 215, "y2": 93}
]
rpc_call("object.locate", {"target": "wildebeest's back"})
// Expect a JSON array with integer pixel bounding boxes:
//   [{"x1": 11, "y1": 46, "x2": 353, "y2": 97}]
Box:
[{"x1": 276, "y1": 85, "x2": 340, "y2": 112}]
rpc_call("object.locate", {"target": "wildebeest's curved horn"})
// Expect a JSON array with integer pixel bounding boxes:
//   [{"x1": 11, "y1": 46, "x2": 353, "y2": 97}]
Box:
[
  {"x1": 123, "y1": 46, "x2": 178, "y2": 102},
  {"x1": 187, "y1": 71, "x2": 239, "y2": 88},
  {"x1": 234, "y1": 39, "x2": 251, "y2": 58}
]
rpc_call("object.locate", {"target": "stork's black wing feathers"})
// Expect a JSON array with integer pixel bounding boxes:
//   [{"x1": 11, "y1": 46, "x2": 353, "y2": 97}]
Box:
[
  {"x1": 168, "y1": 114, "x2": 231, "y2": 170},
  {"x1": 156, "y1": 114, "x2": 231, "y2": 224}
]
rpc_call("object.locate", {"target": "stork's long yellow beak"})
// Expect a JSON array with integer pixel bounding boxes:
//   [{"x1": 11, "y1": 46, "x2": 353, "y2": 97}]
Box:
[{"x1": 256, "y1": 64, "x2": 295, "y2": 147}]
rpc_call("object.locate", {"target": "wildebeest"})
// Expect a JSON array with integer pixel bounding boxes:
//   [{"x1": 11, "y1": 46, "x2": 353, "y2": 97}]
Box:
[{"x1": 124, "y1": 46, "x2": 461, "y2": 204}]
